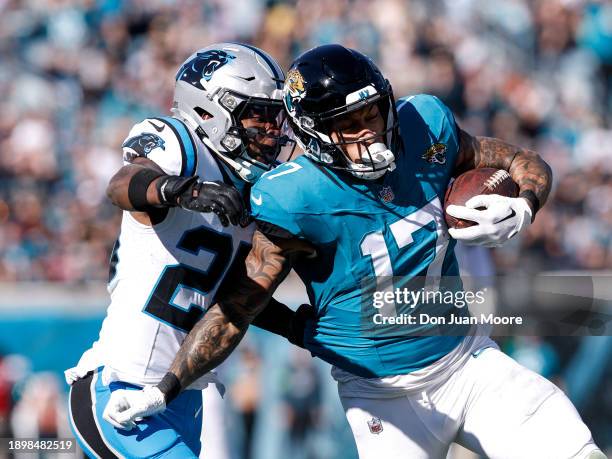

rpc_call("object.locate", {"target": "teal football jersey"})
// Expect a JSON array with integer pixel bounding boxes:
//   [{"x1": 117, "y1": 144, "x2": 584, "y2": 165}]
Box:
[{"x1": 251, "y1": 94, "x2": 471, "y2": 378}]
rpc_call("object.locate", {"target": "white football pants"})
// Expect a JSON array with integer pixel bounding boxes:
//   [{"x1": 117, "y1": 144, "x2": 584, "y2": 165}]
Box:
[{"x1": 340, "y1": 347, "x2": 601, "y2": 459}]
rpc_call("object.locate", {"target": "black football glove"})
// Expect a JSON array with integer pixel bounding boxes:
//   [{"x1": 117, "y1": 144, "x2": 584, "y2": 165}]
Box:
[
  {"x1": 156, "y1": 176, "x2": 248, "y2": 227},
  {"x1": 178, "y1": 180, "x2": 248, "y2": 227},
  {"x1": 288, "y1": 303, "x2": 317, "y2": 348}
]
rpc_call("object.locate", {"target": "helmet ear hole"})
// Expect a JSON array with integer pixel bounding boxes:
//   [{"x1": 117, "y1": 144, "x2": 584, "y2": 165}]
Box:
[{"x1": 194, "y1": 107, "x2": 214, "y2": 120}]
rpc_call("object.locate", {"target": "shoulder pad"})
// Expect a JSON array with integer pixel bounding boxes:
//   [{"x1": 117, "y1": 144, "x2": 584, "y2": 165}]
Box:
[{"x1": 122, "y1": 117, "x2": 198, "y2": 177}]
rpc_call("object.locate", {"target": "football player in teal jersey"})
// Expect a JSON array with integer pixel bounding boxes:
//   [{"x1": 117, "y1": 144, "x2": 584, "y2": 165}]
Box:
[{"x1": 109, "y1": 45, "x2": 604, "y2": 459}]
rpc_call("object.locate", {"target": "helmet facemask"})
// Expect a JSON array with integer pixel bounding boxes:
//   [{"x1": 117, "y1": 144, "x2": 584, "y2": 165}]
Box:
[
  {"x1": 221, "y1": 93, "x2": 296, "y2": 176},
  {"x1": 175, "y1": 88, "x2": 296, "y2": 183},
  {"x1": 290, "y1": 89, "x2": 400, "y2": 180},
  {"x1": 172, "y1": 43, "x2": 294, "y2": 183}
]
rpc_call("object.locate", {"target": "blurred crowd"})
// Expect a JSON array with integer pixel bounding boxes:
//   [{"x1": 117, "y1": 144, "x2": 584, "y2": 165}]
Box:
[
  {"x1": 1, "y1": 0, "x2": 611, "y2": 280},
  {"x1": 0, "y1": 354, "x2": 73, "y2": 458},
  {"x1": 0, "y1": 2, "x2": 611, "y2": 456}
]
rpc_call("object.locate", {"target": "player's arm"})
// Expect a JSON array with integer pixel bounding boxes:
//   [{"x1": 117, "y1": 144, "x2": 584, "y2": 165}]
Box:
[
  {"x1": 447, "y1": 129, "x2": 553, "y2": 247},
  {"x1": 106, "y1": 157, "x2": 247, "y2": 226},
  {"x1": 251, "y1": 297, "x2": 313, "y2": 344},
  {"x1": 167, "y1": 230, "x2": 314, "y2": 390},
  {"x1": 209, "y1": 223, "x2": 313, "y2": 342},
  {"x1": 453, "y1": 130, "x2": 552, "y2": 214},
  {"x1": 102, "y1": 230, "x2": 314, "y2": 430},
  {"x1": 106, "y1": 157, "x2": 165, "y2": 210}
]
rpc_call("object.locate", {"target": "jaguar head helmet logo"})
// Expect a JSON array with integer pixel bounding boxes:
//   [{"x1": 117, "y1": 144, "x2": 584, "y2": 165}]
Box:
[{"x1": 284, "y1": 69, "x2": 307, "y2": 116}]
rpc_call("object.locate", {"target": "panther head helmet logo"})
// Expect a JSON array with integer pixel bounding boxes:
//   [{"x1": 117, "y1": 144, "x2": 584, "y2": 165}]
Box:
[{"x1": 176, "y1": 50, "x2": 236, "y2": 90}]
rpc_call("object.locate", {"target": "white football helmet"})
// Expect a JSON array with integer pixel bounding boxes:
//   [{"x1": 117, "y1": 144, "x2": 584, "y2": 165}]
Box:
[{"x1": 172, "y1": 43, "x2": 291, "y2": 182}]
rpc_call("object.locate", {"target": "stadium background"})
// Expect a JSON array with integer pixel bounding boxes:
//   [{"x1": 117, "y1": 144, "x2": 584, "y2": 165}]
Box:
[{"x1": 0, "y1": 0, "x2": 611, "y2": 457}]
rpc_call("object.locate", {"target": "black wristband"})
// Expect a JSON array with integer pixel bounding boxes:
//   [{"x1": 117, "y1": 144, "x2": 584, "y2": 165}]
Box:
[
  {"x1": 157, "y1": 372, "x2": 182, "y2": 405},
  {"x1": 128, "y1": 168, "x2": 163, "y2": 211},
  {"x1": 519, "y1": 190, "x2": 540, "y2": 221}
]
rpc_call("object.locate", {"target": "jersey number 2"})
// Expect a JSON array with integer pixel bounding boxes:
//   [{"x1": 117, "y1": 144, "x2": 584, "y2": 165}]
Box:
[{"x1": 143, "y1": 226, "x2": 250, "y2": 333}]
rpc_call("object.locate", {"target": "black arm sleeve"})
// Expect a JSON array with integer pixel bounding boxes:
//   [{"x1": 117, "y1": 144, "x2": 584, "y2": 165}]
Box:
[
  {"x1": 255, "y1": 220, "x2": 297, "y2": 239},
  {"x1": 253, "y1": 300, "x2": 315, "y2": 349},
  {"x1": 251, "y1": 297, "x2": 295, "y2": 338}
]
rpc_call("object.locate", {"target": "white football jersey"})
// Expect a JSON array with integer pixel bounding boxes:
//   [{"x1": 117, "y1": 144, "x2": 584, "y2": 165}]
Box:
[{"x1": 75, "y1": 116, "x2": 254, "y2": 388}]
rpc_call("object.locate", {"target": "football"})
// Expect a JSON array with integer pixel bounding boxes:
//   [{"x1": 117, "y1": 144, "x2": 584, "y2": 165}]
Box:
[{"x1": 444, "y1": 168, "x2": 519, "y2": 229}]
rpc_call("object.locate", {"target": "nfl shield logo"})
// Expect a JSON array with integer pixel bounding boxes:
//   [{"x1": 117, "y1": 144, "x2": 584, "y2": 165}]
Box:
[
  {"x1": 379, "y1": 186, "x2": 395, "y2": 203},
  {"x1": 367, "y1": 417, "x2": 383, "y2": 434}
]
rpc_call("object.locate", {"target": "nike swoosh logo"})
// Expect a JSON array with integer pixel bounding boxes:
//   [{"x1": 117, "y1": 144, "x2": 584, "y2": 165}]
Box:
[
  {"x1": 251, "y1": 193, "x2": 263, "y2": 206},
  {"x1": 148, "y1": 121, "x2": 165, "y2": 132}
]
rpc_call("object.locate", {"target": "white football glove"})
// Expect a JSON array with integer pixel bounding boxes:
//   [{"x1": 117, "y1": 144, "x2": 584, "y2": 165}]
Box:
[
  {"x1": 446, "y1": 194, "x2": 532, "y2": 247},
  {"x1": 102, "y1": 386, "x2": 166, "y2": 430}
]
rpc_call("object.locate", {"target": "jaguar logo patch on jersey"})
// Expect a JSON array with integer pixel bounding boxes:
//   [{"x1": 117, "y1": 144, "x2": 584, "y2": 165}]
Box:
[
  {"x1": 379, "y1": 185, "x2": 395, "y2": 203},
  {"x1": 367, "y1": 417, "x2": 383, "y2": 434},
  {"x1": 122, "y1": 133, "x2": 165, "y2": 160},
  {"x1": 176, "y1": 50, "x2": 236, "y2": 90},
  {"x1": 422, "y1": 143, "x2": 447, "y2": 165},
  {"x1": 284, "y1": 69, "x2": 306, "y2": 115}
]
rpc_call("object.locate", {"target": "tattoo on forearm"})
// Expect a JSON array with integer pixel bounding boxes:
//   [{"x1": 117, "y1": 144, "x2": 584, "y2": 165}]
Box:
[
  {"x1": 457, "y1": 131, "x2": 552, "y2": 207},
  {"x1": 169, "y1": 230, "x2": 306, "y2": 389},
  {"x1": 170, "y1": 304, "x2": 245, "y2": 389},
  {"x1": 507, "y1": 147, "x2": 552, "y2": 207},
  {"x1": 244, "y1": 231, "x2": 294, "y2": 289}
]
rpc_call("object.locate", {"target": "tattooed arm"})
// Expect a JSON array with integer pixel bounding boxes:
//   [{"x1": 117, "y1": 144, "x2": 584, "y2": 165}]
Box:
[
  {"x1": 454, "y1": 129, "x2": 553, "y2": 215},
  {"x1": 165, "y1": 230, "x2": 314, "y2": 391},
  {"x1": 102, "y1": 229, "x2": 314, "y2": 429},
  {"x1": 445, "y1": 128, "x2": 553, "y2": 246}
]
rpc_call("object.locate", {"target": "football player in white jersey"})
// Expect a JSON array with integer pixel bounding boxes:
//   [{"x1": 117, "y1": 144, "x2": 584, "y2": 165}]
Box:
[{"x1": 65, "y1": 43, "x2": 303, "y2": 459}]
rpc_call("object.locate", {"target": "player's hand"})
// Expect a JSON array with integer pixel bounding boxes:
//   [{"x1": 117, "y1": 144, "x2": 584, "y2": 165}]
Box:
[
  {"x1": 288, "y1": 304, "x2": 316, "y2": 348},
  {"x1": 178, "y1": 180, "x2": 247, "y2": 227},
  {"x1": 102, "y1": 386, "x2": 166, "y2": 430},
  {"x1": 157, "y1": 176, "x2": 248, "y2": 226},
  {"x1": 446, "y1": 195, "x2": 532, "y2": 247}
]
